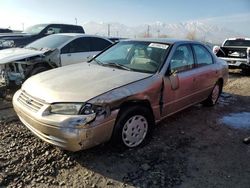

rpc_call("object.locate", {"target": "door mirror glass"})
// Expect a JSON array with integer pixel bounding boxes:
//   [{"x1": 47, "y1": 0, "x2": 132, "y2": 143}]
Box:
[
  {"x1": 169, "y1": 73, "x2": 179, "y2": 90},
  {"x1": 45, "y1": 29, "x2": 55, "y2": 35}
]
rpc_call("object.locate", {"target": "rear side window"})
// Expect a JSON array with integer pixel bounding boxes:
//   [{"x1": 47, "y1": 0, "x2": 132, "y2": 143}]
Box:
[
  {"x1": 170, "y1": 45, "x2": 195, "y2": 72},
  {"x1": 224, "y1": 39, "x2": 250, "y2": 46},
  {"x1": 63, "y1": 26, "x2": 84, "y2": 33},
  {"x1": 90, "y1": 38, "x2": 112, "y2": 51},
  {"x1": 192, "y1": 44, "x2": 213, "y2": 67},
  {"x1": 61, "y1": 37, "x2": 91, "y2": 53}
]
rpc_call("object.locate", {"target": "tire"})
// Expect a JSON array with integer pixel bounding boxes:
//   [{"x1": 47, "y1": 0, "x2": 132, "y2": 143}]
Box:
[
  {"x1": 30, "y1": 66, "x2": 49, "y2": 76},
  {"x1": 202, "y1": 81, "x2": 222, "y2": 106},
  {"x1": 241, "y1": 68, "x2": 250, "y2": 76},
  {"x1": 111, "y1": 105, "x2": 154, "y2": 149}
]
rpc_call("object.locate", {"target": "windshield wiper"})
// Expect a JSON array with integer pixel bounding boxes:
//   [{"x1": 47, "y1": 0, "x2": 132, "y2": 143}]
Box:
[
  {"x1": 91, "y1": 59, "x2": 103, "y2": 65},
  {"x1": 103, "y1": 62, "x2": 132, "y2": 71}
]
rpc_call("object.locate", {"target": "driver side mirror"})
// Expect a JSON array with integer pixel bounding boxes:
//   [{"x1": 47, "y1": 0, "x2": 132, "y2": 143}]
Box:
[
  {"x1": 167, "y1": 67, "x2": 179, "y2": 90},
  {"x1": 170, "y1": 69, "x2": 178, "y2": 76},
  {"x1": 45, "y1": 29, "x2": 55, "y2": 35}
]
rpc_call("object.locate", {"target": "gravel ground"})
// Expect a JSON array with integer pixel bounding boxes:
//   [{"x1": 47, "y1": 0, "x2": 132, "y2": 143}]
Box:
[{"x1": 0, "y1": 70, "x2": 250, "y2": 188}]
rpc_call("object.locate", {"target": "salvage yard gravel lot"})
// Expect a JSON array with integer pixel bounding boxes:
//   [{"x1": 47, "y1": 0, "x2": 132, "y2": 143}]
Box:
[{"x1": 0, "y1": 70, "x2": 250, "y2": 188}]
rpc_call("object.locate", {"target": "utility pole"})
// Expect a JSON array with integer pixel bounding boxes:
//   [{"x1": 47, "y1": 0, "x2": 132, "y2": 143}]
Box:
[
  {"x1": 157, "y1": 29, "x2": 160, "y2": 38},
  {"x1": 108, "y1": 24, "x2": 110, "y2": 37},
  {"x1": 22, "y1": 23, "x2": 24, "y2": 31},
  {"x1": 75, "y1": 18, "x2": 78, "y2": 25},
  {"x1": 147, "y1": 25, "x2": 150, "y2": 37},
  {"x1": 116, "y1": 31, "x2": 119, "y2": 37}
]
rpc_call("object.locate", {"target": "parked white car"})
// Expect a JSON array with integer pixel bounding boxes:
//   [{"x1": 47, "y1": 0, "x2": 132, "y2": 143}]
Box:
[{"x1": 0, "y1": 33, "x2": 113, "y2": 87}]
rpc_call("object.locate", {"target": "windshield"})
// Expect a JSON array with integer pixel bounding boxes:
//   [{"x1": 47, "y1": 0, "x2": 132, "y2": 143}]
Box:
[
  {"x1": 23, "y1": 24, "x2": 48, "y2": 34},
  {"x1": 224, "y1": 39, "x2": 250, "y2": 47},
  {"x1": 94, "y1": 41, "x2": 169, "y2": 73},
  {"x1": 25, "y1": 34, "x2": 73, "y2": 50}
]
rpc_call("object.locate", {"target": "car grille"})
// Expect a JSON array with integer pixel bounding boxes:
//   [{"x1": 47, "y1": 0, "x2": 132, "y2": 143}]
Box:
[{"x1": 18, "y1": 91, "x2": 44, "y2": 112}]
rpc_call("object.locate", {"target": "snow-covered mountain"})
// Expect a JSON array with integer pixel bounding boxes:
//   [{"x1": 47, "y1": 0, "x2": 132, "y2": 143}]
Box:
[{"x1": 83, "y1": 21, "x2": 241, "y2": 44}]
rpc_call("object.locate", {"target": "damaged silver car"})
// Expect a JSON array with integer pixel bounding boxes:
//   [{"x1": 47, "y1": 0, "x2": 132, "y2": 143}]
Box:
[
  {"x1": 13, "y1": 39, "x2": 228, "y2": 151},
  {"x1": 0, "y1": 33, "x2": 112, "y2": 88}
]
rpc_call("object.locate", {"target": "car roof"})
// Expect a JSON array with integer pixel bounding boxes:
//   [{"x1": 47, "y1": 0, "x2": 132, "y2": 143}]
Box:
[
  {"x1": 226, "y1": 37, "x2": 250, "y2": 41},
  {"x1": 35, "y1": 23, "x2": 82, "y2": 27},
  {"x1": 52, "y1": 33, "x2": 113, "y2": 41},
  {"x1": 123, "y1": 38, "x2": 193, "y2": 44}
]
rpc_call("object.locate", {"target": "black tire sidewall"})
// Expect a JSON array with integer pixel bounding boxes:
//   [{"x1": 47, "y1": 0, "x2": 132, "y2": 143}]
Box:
[
  {"x1": 112, "y1": 105, "x2": 154, "y2": 149},
  {"x1": 203, "y1": 82, "x2": 221, "y2": 106}
]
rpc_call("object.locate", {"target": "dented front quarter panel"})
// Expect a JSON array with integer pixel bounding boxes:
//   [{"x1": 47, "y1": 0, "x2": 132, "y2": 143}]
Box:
[
  {"x1": 76, "y1": 74, "x2": 164, "y2": 149},
  {"x1": 88, "y1": 74, "x2": 163, "y2": 122}
]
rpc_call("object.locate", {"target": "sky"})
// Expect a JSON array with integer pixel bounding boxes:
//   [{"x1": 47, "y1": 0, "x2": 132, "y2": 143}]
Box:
[{"x1": 0, "y1": 0, "x2": 250, "y2": 35}]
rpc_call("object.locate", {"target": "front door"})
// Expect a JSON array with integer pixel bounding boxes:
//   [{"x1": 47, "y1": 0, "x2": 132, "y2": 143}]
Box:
[
  {"x1": 162, "y1": 44, "x2": 197, "y2": 117},
  {"x1": 60, "y1": 37, "x2": 93, "y2": 66}
]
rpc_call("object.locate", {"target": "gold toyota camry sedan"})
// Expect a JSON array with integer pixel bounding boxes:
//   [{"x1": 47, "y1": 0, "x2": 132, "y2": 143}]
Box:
[{"x1": 13, "y1": 39, "x2": 228, "y2": 151}]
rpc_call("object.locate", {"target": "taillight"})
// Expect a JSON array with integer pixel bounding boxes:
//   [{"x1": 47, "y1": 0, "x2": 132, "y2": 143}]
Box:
[
  {"x1": 213, "y1": 46, "x2": 220, "y2": 54},
  {"x1": 247, "y1": 47, "x2": 250, "y2": 63}
]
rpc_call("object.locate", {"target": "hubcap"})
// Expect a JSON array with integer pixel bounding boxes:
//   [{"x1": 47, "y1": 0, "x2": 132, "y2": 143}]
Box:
[
  {"x1": 212, "y1": 84, "x2": 220, "y2": 104},
  {"x1": 122, "y1": 115, "x2": 148, "y2": 147}
]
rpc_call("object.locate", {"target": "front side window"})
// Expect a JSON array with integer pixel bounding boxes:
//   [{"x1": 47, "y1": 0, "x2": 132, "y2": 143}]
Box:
[
  {"x1": 193, "y1": 44, "x2": 213, "y2": 67},
  {"x1": 23, "y1": 24, "x2": 47, "y2": 34},
  {"x1": 94, "y1": 41, "x2": 169, "y2": 74},
  {"x1": 170, "y1": 45, "x2": 195, "y2": 72},
  {"x1": 61, "y1": 37, "x2": 91, "y2": 54}
]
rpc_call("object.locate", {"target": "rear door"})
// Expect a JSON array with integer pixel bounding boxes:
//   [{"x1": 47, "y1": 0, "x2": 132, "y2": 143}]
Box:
[
  {"x1": 162, "y1": 44, "x2": 197, "y2": 116},
  {"x1": 60, "y1": 37, "x2": 92, "y2": 66},
  {"x1": 191, "y1": 44, "x2": 219, "y2": 102}
]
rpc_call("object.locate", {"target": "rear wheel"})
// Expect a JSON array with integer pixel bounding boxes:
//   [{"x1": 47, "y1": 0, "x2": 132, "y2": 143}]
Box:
[
  {"x1": 111, "y1": 106, "x2": 154, "y2": 149},
  {"x1": 203, "y1": 81, "x2": 222, "y2": 106}
]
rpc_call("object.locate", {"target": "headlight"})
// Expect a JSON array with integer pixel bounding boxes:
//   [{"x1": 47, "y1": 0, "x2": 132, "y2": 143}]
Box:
[
  {"x1": 50, "y1": 103, "x2": 83, "y2": 115},
  {"x1": 49, "y1": 103, "x2": 105, "y2": 116},
  {"x1": 80, "y1": 103, "x2": 105, "y2": 115},
  {"x1": 0, "y1": 40, "x2": 15, "y2": 47}
]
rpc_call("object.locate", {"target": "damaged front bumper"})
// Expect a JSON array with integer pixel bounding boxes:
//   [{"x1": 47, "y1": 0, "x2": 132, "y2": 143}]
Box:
[
  {"x1": 0, "y1": 63, "x2": 26, "y2": 87},
  {"x1": 13, "y1": 90, "x2": 118, "y2": 151},
  {"x1": 0, "y1": 65, "x2": 7, "y2": 86}
]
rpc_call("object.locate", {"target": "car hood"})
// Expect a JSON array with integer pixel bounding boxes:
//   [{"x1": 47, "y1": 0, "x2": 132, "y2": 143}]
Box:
[
  {"x1": 0, "y1": 48, "x2": 44, "y2": 64},
  {"x1": 22, "y1": 63, "x2": 152, "y2": 103},
  {"x1": 0, "y1": 33, "x2": 32, "y2": 39}
]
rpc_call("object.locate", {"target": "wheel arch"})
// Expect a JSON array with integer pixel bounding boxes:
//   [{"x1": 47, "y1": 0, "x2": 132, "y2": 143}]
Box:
[
  {"x1": 217, "y1": 77, "x2": 224, "y2": 93},
  {"x1": 117, "y1": 99, "x2": 155, "y2": 122},
  {"x1": 110, "y1": 99, "x2": 155, "y2": 149}
]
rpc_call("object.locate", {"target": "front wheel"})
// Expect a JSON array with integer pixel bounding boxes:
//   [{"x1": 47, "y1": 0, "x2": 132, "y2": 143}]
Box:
[
  {"x1": 241, "y1": 68, "x2": 250, "y2": 76},
  {"x1": 111, "y1": 106, "x2": 154, "y2": 149},
  {"x1": 202, "y1": 82, "x2": 221, "y2": 106}
]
